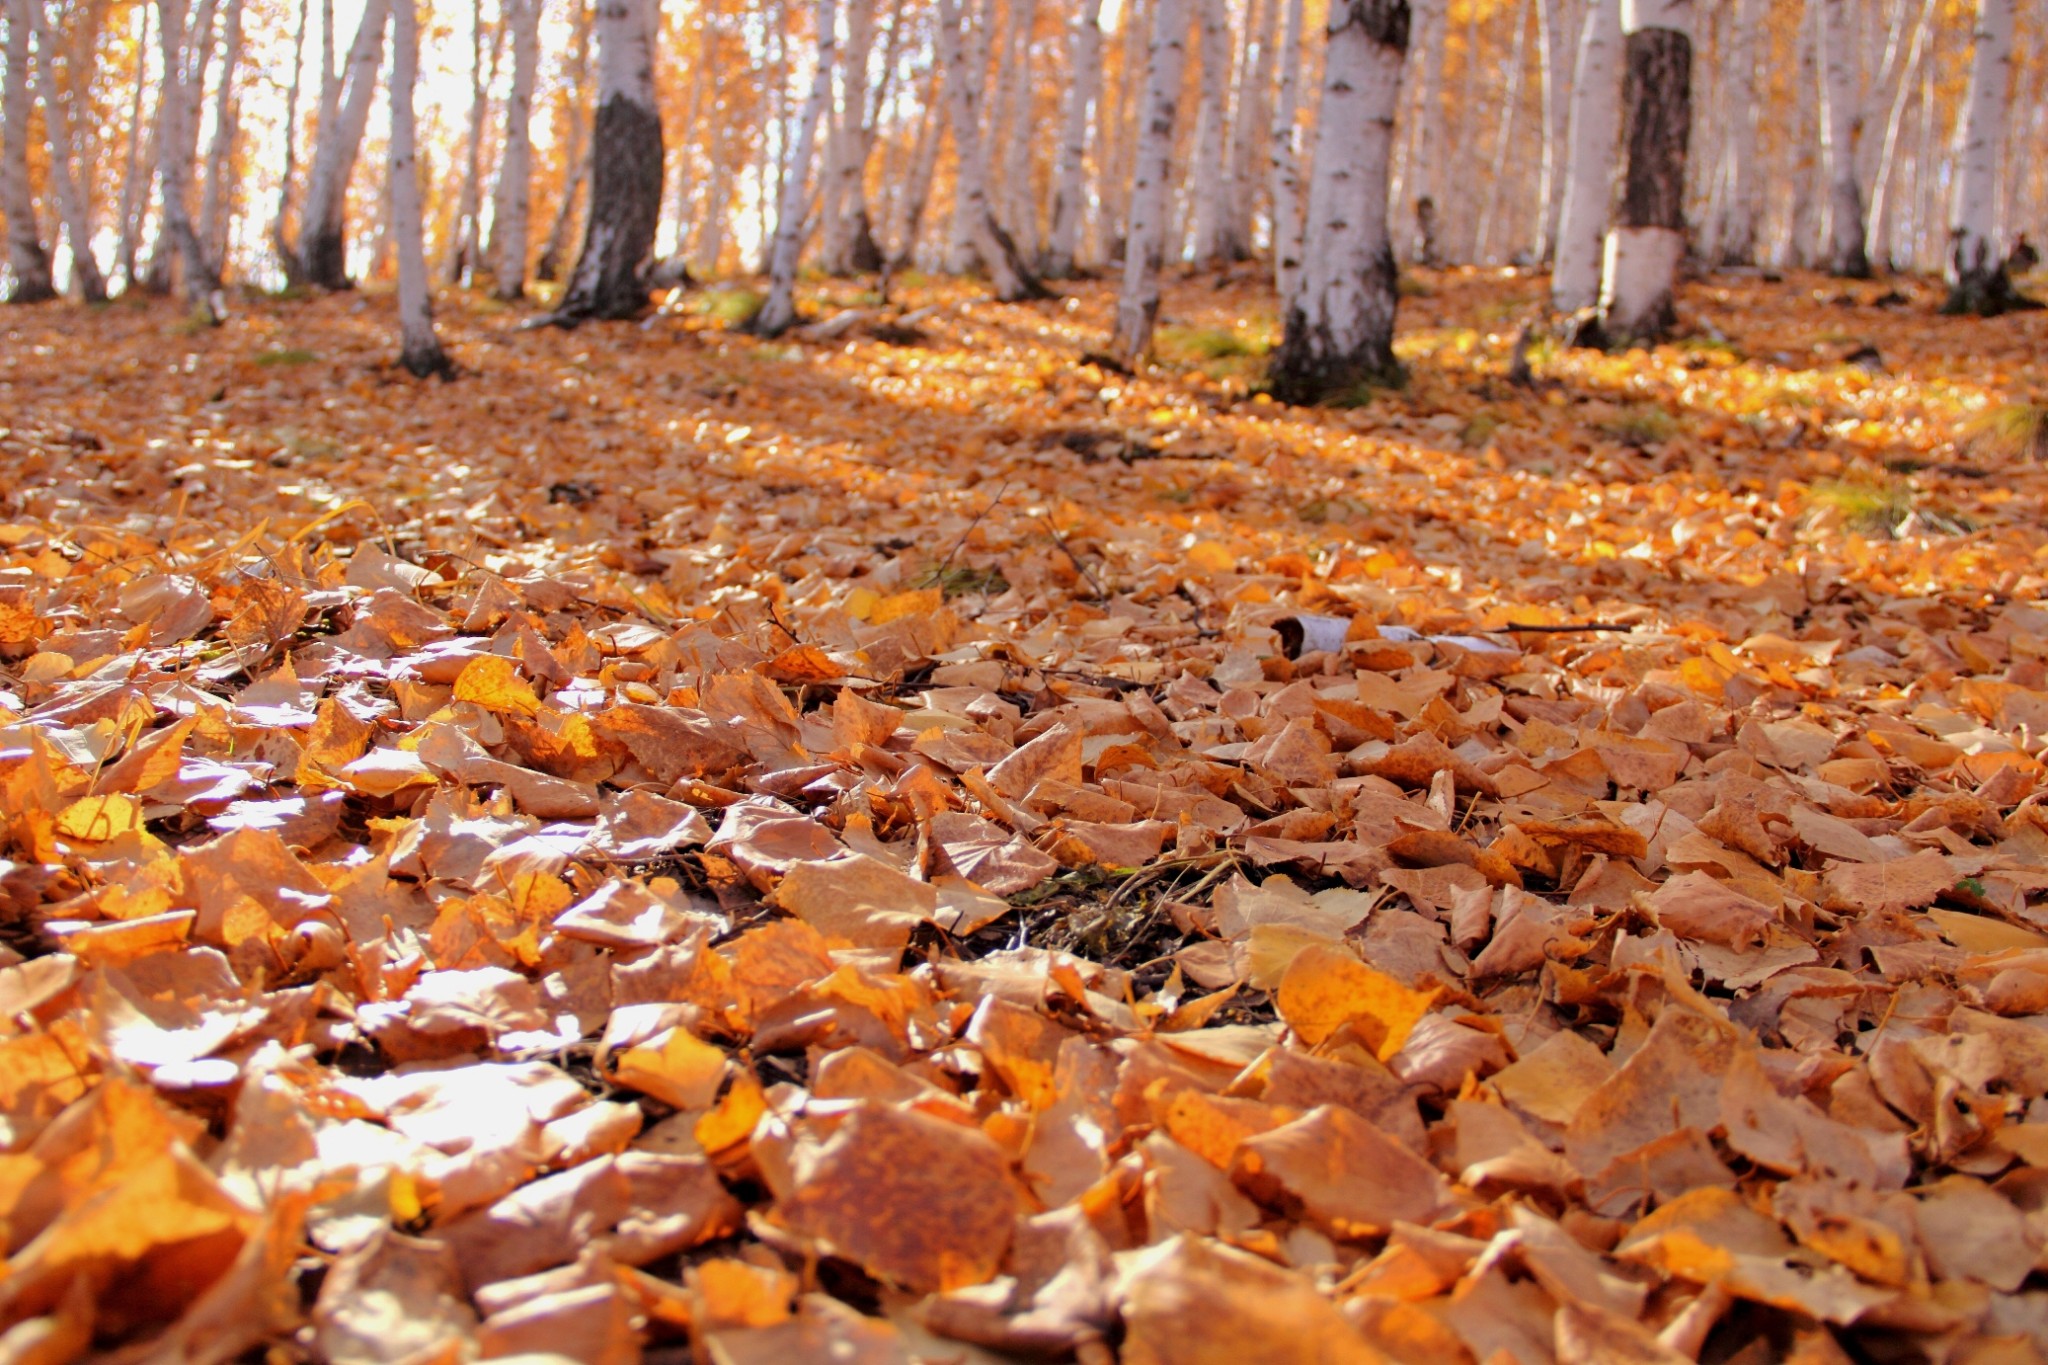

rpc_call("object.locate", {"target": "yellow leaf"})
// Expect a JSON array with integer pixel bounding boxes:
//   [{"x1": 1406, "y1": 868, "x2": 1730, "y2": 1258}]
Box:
[
  {"x1": 1276, "y1": 942, "x2": 1438, "y2": 1058},
  {"x1": 54, "y1": 795, "x2": 143, "y2": 843},
  {"x1": 451, "y1": 654, "x2": 541, "y2": 716},
  {"x1": 616, "y1": 1028, "x2": 730, "y2": 1110}
]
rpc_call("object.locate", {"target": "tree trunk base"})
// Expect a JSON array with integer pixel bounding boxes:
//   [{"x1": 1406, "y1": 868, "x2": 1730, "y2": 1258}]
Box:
[
  {"x1": 1943, "y1": 268, "x2": 2041, "y2": 317},
  {"x1": 5, "y1": 275, "x2": 56, "y2": 304},
  {"x1": 985, "y1": 215, "x2": 1054, "y2": 302},
  {"x1": 399, "y1": 342, "x2": 455, "y2": 379},
  {"x1": 298, "y1": 227, "x2": 352, "y2": 291},
  {"x1": 1267, "y1": 310, "x2": 1405, "y2": 407},
  {"x1": 553, "y1": 97, "x2": 664, "y2": 323}
]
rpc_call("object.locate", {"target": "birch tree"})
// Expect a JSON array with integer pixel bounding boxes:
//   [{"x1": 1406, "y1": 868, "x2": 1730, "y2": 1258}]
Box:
[
  {"x1": 1551, "y1": 0, "x2": 1618, "y2": 313},
  {"x1": 1185, "y1": 0, "x2": 1233, "y2": 266},
  {"x1": 890, "y1": 57, "x2": 946, "y2": 265},
  {"x1": 294, "y1": 0, "x2": 389, "y2": 289},
  {"x1": 818, "y1": 0, "x2": 887, "y2": 274},
  {"x1": 1706, "y1": 0, "x2": 1759, "y2": 265},
  {"x1": 1044, "y1": 0, "x2": 1102, "y2": 277},
  {"x1": 388, "y1": 0, "x2": 448, "y2": 376},
  {"x1": 1221, "y1": 0, "x2": 1275, "y2": 262},
  {"x1": 1267, "y1": 0, "x2": 1410, "y2": 403},
  {"x1": 270, "y1": 0, "x2": 309, "y2": 268},
  {"x1": 1596, "y1": 0, "x2": 1690, "y2": 346},
  {"x1": 444, "y1": 0, "x2": 501, "y2": 285},
  {"x1": 1865, "y1": 0, "x2": 1935, "y2": 270},
  {"x1": 154, "y1": 0, "x2": 223, "y2": 307},
  {"x1": 1268, "y1": 0, "x2": 1306, "y2": 299},
  {"x1": 2, "y1": 0, "x2": 56, "y2": 301},
  {"x1": 554, "y1": 0, "x2": 664, "y2": 321},
  {"x1": 488, "y1": 0, "x2": 541, "y2": 298},
  {"x1": 25, "y1": 0, "x2": 106, "y2": 300},
  {"x1": 756, "y1": 0, "x2": 840, "y2": 335},
  {"x1": 937, "y1": 0, "x2": 1044, "y2": 299},
  {"x1": 992, "y1": 0, "x2": 1039, "y2": 264},
  {"x1": 1943, "y1": 0, "x2": 2024, "y2": 315},
  {"x1": 196, "y1": 0, "x2": 244, "y2": 276},
  {"x1": 1111, "y1": 0, "x2": 1190, "y2": 365},
  {"x1": 1814, "y1": 0, "x2": 1868, "y2": 277}
]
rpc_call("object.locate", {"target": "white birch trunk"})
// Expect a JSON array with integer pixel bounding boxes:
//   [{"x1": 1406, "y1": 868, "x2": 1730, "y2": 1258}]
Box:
[
  {"x1": 938, "y1": 0, "x2": 1038, "y2": 296},
  {"x1": 1531, "y1": 0, "x2": 1562, "y2": 259},
  {"x1": 197, "y1": 0, "x2": 243, "y2": 277},
  {"x1": 25, "y1": 0, "x2": 105, "y2": 299},
  {"x1": 1, "y1": 0, "x2": 53, "y2": 300},
  {"x1": 295, "y1": 0, "x2": 389, "y2": 288},
  {"x1": 757, "y1": 0, "x2": 840, "y2": 334},
  {"x1": 1268, "y1": 0, "x2": 1409, "y2": 401},
  {"x1": 819, "y1": 0, "x2": 887, "y2": 273},
  {"x1": 1044, "y1": 0, "x2": 1102, "y2": 276},
  {"x1": 1815, "y1": 0, "x2": 1868, "y2": 275},
  {"x1": 444, "y1": 0, "x2": 498, "y2": 284},
  {"x1": 115, "y1": 1, "x2": 154, "y2": 290},
  {"x1": 488, "y1": 0, "x2": 540, "y2": 297},
  {"x1": 1864, "y1": 0, "x2": 1933, "y2": 269},
  {"x1": 993, "y1": 0, "x2": 1039, "y2": 262},
  {"x1": 1406, "y1": 0, "x2": 1445, "y2": 263},
  {"x1": 1186, "y1": 0, "x2": 1232, "y2": 265},
  {"x1": 271, "y1": 0, "x2": 309, "y2": 266},
  {"x1": 1111, "y1": 0, "x2": 1190, "y2": 363},
  {"x1": 1473, "y1": 0, "x2": 1529, "y2": 264},
  {"x1": 1944, "y1": 0, "x2": 2017, "y2": 313},
  {"x1": 154, "y1": 0, "x2": 221, "y2": 304},
  {"x1": 1551, "y1": 0, "x2": 1618, "y2": 312},
  {"x1": 1267, "y1": 0, "x2": 1306, "y2": 298},
  {"x1": 389, "y1": 0, "x2": 446, "y2": 375},
  {"x1": 1706, "y1": 0, "x2": 1758, "y2": 264},
  {"x1": 1597, "y1": 0, "x2": 1690, "y2": 345},
  {"x1": 891, "y1": 57, "x2": 946, "y2": 263}
]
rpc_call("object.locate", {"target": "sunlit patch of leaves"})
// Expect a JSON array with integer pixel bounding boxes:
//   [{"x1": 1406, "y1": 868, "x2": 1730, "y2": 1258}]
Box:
[
  {"x1": 696, "y1": 288, "x2": 766, "y2": 327},
  {"x1": 1967, "y1": 402, "x2": 2048, "y2": 462},
  {"x1": 1809, "y1": 476, "x2": 1917, "y2": 536},
  {"x1": 252, "y1": 347, "x2": 319, "y2": 367},
  {"x1": 1459, "y1": 410, "x2": 1503, "y2": 447},
  {"x1": 914, "y1": 562, "x2": 1011, "y2": 599}
]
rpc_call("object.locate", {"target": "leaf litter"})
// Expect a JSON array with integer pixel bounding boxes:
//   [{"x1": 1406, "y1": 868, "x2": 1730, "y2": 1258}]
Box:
[{"x1": 0, "y1": 269, "x2": 2046, "y2": 1360}]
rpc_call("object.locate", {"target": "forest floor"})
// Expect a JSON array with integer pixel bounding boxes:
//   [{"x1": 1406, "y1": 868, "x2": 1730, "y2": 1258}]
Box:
[{"x1": 4, "y1": 266, "x2": 2048, "y2": 1363}]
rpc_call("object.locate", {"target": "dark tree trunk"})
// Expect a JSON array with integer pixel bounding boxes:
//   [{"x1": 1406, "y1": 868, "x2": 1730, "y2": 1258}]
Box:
[
  {"x1": 1597, "y1": 20, "x2": 1690, "y2": 346},
  {"x1": 1943, "y1": 236, "x2": 2039, "y2": 316},
  {"x1": 552, "y1": 96, "x2": 663, "y2": 322}
]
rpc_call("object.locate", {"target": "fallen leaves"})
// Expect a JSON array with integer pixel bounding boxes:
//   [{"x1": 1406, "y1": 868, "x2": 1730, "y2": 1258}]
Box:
[{"x1": 1, "y1": 270, "x2": 2048, "y2": 1361}]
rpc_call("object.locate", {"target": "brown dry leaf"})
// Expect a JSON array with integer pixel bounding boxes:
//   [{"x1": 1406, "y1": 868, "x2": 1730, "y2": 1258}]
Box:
[
  {"x1": 1232, "y1": 1103, "x2": 1453, "y2": 1237},
  {"x1": 1117, "y1": 1234, "x2": 1386, "y2": 1365}
]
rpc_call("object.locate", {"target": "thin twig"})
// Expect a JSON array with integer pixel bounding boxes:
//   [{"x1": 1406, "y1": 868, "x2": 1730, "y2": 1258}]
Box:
[
  {"x1": 1500, "y1": 622, "x2": 1636, "y2": 634},
  {"x1": 936, "y1": 479, "x2": 1011, "y2": 577},
  {"x1": 1043, "y1": 517, "x2": 1108, "y2": 602}
]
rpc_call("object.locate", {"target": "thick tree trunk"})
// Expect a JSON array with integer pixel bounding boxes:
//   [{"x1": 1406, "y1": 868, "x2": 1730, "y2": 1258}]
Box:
[
  {"x1": 24, "y1": 0, "x2": 106, "y2": 300},
  {"x1": 1864, "y1": 0, "x2": 1934, "y2": 270},
  {"x1": 1, "y1": 0, "x2": 54, "y2": 301},
  {"x1": 1551, "y1": 0, "x2": 1617, "y2": 312},
  {"x1": 1597, "y1": 0, "x2": 1690, "y2": 347},
  {"x1": 757, "y1": 0, "x2": 840, "y2": 335},
  {"x1": 1111, "y1": 0, "x2": 1190, "y2": 364},
  {"x1": 1185, "y1": 0, "x2": 1233, "y2": 266},
  {"x1": 1705, "y1": 0, "x2": 1757, "y2": 265},
  {"x1": 555, "y1": 0, "x2": 664, "y2": 321},
  {"x1": 389, "y1": 0, "x2": 448, "y2": 376},
  {"x1": 1268, "y1": 0, "x2": 1409, "y2": 403},
  {"x1": 1043, "y1": 0, "x2": 1102, "y2": 277},
  {"x1": 1530, "y1": 0, "x2": 1561, "y2": 260},
  {"x1": 536, "y1": 1, "x2": 594, "y2": 284},
  {"x1": 294, "y1": 0, "x2": 389, "y2": 290},
  {"x1": 938, "y1": 0, "x2": 1044, "y2": 298},
  {"x1": 488, "y1": 0, "x2": 540, "y2": 298},
  {"x1": 1944, "y1": 0, "x2": 2023, "y2": 314},
  {"x1": 1815, "y1": 0, "x2": 1868, "y2": 276},
  {"x1": 154, "y1": 0, "x2": 223, "y2": 307},
  {"x1": 1267, "y1": 0, "x2": 1306, "y2": 298}
]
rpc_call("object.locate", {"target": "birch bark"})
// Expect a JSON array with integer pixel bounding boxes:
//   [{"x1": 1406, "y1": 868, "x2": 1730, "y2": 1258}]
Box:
[
  {"x1": 1221, "y1": 0, "x2": 1273, "y2": 262},
  {"x1": 1550, "y1": 0, "x2": 1617, "y2": 313},
  {"x1": 890, "y1": 57, "x2": 945, "y2": 264},
  {"x1": 444, "y1": 0, "x2": 500, "y2": 284},
  {"x1": 115, "y1": 1, "x2": 153, "y2": 289},
  {"x1": 1044, "y1": 0, "x2": 1102, "y2": 277},
  {"x1": 389, "y1": 0, "x2": 448, "y2": 375},
  {"x1": 26, "y1": 0, "x2": 106, "y2": 299},
  {"x1": 197, "y1": 0, "x2": 243, "y2": 277},
  {"x1": 271, "y1": 0, "x2": 309, "y2": 269},
  {"x1": 1267, "y1": 0, "x2": 1305, "y2": 297},
  {"x1": 1267, "y1": 0, "x2": 1410, "y2": 403},
  {"x1": 554, "y1": 0, "x2": 664, "y2": 321},
  {"x1": 993, "y1": 0, "x2": 1039, "y2": 262},
  {"x1": 1706, "y1": 0, "x2": 1757, "y2": 264},
  {"x1": 1815, "y1": 0, "x2": 1869, "y2": 276},
  {"x1": 154, "y1": 0, "x2": 223, "y2": 305},
  {"x1": 1, "y1": 0, "x2": 54, "y2": 301},
  {"x1": 1111, "y1": 0, "x2": 1189, "y2": 364},
  {"x1": 756, "y1": 0, "x2": 840, "y2": 334},
  {"x1": 819, "y1": 0, "x2": 887, "y2": 273},
  {"x1": 1865, "y1": 0, "x2": 1933, "y2": 269},
  {"x1": 1186, "y1": 0, "x2": 1233, "y2": 266},
  {"x1": 938, "y1": 0, "x2": 1042, "y2": 297},
  {"x1": 1597, "y1": 0, "x2": 1690, "y2": 346},
  {"x1": 488, "y1": 0, "x2": 541, "y2": 297},
  {"x1": 1943, "y1": 0, "x2": 2023, "y2": 314},
  {"x1": 294, "y1": 0, "x2": 389, "y2": 289}
]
